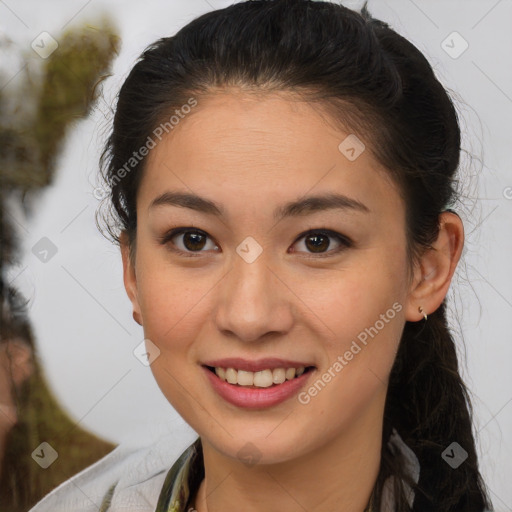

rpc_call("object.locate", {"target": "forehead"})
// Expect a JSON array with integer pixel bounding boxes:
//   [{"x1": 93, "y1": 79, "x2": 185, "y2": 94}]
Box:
[{"x1": 139, "y1": 91, "x2": 401, "y2": 218}]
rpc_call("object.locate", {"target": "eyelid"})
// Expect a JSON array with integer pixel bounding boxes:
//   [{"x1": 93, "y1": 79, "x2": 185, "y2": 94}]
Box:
[{"x1": 158, "y1": 227, "x2": 352, "y2": 257}]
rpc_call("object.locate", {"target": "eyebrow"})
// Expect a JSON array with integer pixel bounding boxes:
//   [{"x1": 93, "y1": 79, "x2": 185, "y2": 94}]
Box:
[{"x1": 149, "y1": 191, "x2": 370, "y2": 220}]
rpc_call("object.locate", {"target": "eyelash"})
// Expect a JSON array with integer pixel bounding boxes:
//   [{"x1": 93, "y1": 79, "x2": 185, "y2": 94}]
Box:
[{"x1": 158, "y1": 227, "x2": 353, "y2": 258}]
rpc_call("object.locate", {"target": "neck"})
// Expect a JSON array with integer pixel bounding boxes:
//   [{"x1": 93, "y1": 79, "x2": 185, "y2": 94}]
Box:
[{"x1": 194, "y1": 392, "x2": 385, "y2": 512}]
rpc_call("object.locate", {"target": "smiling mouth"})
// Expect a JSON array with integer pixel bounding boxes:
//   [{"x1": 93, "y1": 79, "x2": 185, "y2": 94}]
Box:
[{"x1": 204, "y1": 365, "x2": 316, "y2": 388}]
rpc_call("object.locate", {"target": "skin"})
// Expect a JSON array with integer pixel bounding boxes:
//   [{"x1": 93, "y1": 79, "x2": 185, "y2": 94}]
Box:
[{"x1": 121, "y1": 90, "x2": 464, "y2": 512}]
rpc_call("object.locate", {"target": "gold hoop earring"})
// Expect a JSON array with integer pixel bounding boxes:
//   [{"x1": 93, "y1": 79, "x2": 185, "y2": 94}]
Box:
[{"x1": 418, "y1": 306, "x2": 427, "y2": 321}]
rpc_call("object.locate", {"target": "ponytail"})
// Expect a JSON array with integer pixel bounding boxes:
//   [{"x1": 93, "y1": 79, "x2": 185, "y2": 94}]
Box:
[{"x1": 380, "y1": 300, "x2": 491, "y2": 510}]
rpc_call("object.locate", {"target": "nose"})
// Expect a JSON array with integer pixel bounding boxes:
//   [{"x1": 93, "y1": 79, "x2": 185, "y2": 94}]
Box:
[{"x1": 213, "y1": 253, "x2": 294, "y2": 343}]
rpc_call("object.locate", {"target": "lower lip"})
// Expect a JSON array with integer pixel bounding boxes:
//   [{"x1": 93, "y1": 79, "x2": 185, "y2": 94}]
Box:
[{"x1": 202, "y1": 366, "x2": 314, "y2": 409}]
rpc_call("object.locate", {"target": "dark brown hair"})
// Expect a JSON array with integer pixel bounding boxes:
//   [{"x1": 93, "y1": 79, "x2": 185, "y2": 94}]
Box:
[{"x1": 96, "y1": 1, "x2": 492, "y2": 509}]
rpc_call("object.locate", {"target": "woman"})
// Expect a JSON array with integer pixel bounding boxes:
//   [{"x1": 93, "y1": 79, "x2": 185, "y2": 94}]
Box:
[{"x1": 30, "y1": 0, "x2": 493, "y2": 510}]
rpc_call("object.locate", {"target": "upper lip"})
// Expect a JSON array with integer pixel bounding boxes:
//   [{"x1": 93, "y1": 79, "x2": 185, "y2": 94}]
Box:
[{"x1": 202, "y1": 358, "x2": 315, "y2": 372}]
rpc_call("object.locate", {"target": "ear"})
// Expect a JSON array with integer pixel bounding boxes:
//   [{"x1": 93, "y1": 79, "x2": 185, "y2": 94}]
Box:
[
  {"x1": 404, "y1": 211, "x2": 464, "y2": 322},
  {"x1": 120, "y1": 231, "x2": 143, "y2": 326},
  {"x1": 6, "y1": 338, "x2": 34, "y2": 387}
]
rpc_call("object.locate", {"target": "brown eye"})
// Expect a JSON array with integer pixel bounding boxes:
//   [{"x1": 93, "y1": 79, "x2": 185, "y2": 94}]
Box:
[
  {"x1": 291, "y1": 229, "x2": 352, "y2": 256},
  {"x1": 304, "y1": 233, "x2": 330, "y2": 253},
  {"x1": 160, "y1": 228, "x2": 219, "y2": 255},
  {"x1": 181, "y1": 231, "x2": 207, "y2": 251}
]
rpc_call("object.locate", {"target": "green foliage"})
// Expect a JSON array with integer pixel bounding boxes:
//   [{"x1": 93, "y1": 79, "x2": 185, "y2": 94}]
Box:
[
  {"x1": 0, "y1": 16, "x2": 119, "y2": 265},
  {"x1": 33, "y1": 20, "x2": 120, "y2": 186},
  {"x1": 0, "y1": 17, "x2": 120, "y2": 194}
]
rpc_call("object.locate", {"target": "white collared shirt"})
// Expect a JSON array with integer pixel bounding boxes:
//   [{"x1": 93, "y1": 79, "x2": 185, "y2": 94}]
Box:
[{"x1": 29, "y1": 428, "x2": 420, "y2": 512}]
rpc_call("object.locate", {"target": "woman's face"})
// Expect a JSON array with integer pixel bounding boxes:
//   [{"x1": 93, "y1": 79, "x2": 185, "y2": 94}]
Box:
[{"x1": 122, "y1": 91, "x2": 415, "y2": 464}]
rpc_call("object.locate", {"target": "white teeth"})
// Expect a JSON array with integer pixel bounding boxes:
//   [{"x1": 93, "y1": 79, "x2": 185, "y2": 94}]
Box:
[
  {"x1": 253, "y1": 369, "x2": 273, "y2": 388},
  {"x1": 272, "y1": 368, "x2": 286, "y2": 384},
  {"x1": 237, "y1": 370, "x2": 254, "y2": 386},
  {"x1": 225, "y1": 367, "x2": 238, "y2": 384},
  {"x1": 212, "y1": 366, "x2": 309, "y2": 387},
  {"x1": 285, "y1": 368, "x2": 296, "y2": 380}
]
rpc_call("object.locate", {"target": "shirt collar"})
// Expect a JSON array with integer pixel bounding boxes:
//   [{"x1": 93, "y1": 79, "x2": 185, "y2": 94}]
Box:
[
  {"x1": 155, "y1": 437, "x2": 203, "y2": 512},
  {"x1": 155, "y1": 429, "x2": 420, "y2": 512}
]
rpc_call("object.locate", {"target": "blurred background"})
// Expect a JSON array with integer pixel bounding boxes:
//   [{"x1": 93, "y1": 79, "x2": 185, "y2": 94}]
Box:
[{"x1": 0, "y1": 0, "x2": 510, "y2": 510}]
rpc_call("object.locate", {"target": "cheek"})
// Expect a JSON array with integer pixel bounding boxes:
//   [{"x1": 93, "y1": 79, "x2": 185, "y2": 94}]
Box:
[
  {"x1": 298, "y1": 251, "x2": 407, "y2": 392},
  {"x1": 305, "y1": 264, "x2": 404, "y2": 342},
  {"x1": 297, "y1": 275, "x2": 405, "y2": 429},
  {"x1": 134, "y1": 247, "x2": 205, "y2": 344},
  {"x1": 134, "y1": 260, "x2": 209, "y2": 416}
]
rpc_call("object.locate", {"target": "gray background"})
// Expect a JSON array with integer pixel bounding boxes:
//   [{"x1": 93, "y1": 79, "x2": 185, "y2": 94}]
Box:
[{"x1": 1, "y1": 0, "x2": 511, "y2": 509}]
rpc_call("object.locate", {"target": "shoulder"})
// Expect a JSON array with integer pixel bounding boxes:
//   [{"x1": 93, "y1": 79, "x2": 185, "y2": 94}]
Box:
[{"x1": 28, "y1": 430, "x2": 198, "y2": 512}]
